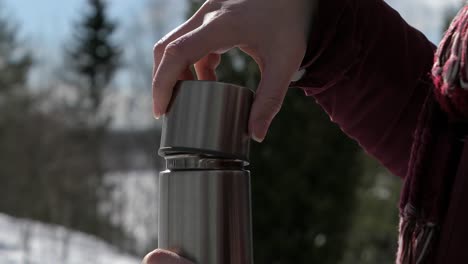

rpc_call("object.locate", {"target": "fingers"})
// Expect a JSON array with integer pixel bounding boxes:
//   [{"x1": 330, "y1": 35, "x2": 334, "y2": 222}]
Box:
[
  {"x1": 153, "y1": 1, "x2": 214, "y2": 77},
  {"x1": 142, "y1": 249, "x2": 193, "y2": 264},
  {"x1": 180, "y1": 67, "x2": 196, "y2": 81},
  {"x1": 249, "y1": 59, "x2": 299, "y2": 142},
  {"x1": 152, "y1": 2, "x2": 217, "y2": 118},
  {"x1": 152, "y1": 19, "x2": 237, "y2": 117},
  {"x1": 194, "y1": 53, "x2": 221, "y2": 81}
]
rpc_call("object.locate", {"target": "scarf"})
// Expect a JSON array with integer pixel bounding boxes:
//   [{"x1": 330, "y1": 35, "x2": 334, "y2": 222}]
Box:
[{"x1": 397, "y1": 4, "x2": 468, "y2": 264}]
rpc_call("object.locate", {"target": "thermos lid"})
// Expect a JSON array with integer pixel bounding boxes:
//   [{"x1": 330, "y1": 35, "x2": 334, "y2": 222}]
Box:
[{"x1": 159, "y1": 80, "x2": 254, "y2": 162}]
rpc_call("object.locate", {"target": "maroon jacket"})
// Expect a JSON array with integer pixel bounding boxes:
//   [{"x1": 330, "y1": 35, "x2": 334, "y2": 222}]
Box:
[{"x1": 293, "y1": 0, "x2": 468, "y2": 263}]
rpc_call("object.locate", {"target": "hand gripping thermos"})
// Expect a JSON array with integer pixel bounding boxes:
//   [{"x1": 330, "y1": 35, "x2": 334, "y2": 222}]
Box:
[{"x1": 158, "y1": 81, "x2": 254, "y2": 264}]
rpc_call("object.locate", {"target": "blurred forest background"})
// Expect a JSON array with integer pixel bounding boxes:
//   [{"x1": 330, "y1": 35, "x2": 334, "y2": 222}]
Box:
[{"x1": 0, "y1": 0, "x2": 463, "y2": 263}]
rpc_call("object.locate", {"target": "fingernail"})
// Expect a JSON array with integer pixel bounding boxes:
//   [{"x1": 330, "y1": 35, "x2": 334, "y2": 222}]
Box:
[
  {"x1": 153, "y1": 104, "x2": 161, "y2": 119},
  {"x1": 251, "y1": 133, "x2": 264, "y2": 143}
]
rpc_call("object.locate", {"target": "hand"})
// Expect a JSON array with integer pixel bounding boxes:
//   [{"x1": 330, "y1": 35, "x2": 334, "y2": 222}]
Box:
[
  {"x1": 142, "y1": 249, "x2": 193, "y2": 264},
  {"x1": 152, "y1": 0, "x2": 314, "y2": 142}
]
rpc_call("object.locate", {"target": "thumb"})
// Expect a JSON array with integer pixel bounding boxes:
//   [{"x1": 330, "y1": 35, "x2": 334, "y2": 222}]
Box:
[
  {"x1": 143, "y1": 249, "x2": 193, "y2": 264},
  {"x1": 249, "y1": 62, "x2": 297, "y2": 142}
]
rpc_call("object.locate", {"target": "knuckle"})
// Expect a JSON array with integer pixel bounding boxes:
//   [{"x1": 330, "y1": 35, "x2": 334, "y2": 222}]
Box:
[
  {"x1": 143, "y1": 249, "x2": 167, "y2": 264},
  {"x1": 259, "y1": 95, "x2": 283, "y2": 118},
  {"x1": 205, "y1": 0, "x2": 222, "y2": 9},
  {"x1": 165, "y1": 41, "x2": 184, "y2": 58},
  {"x1": 218, "y1": 9, "x2": 241, "y2": 31},
  {"x1": 165, "y1": 36, "x2": 193, "y2": 64},
  {"x1": 153, "y1": 41, "x2": 167, "y2": 57},
  {"x1": 203, "y1": 4, "x2": 240, "y2": 34}
]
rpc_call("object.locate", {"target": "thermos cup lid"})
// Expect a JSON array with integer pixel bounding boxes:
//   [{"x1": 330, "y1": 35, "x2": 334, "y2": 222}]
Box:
[{"x1": 159, "y1": 80, "x2": 254, "y2": 162}]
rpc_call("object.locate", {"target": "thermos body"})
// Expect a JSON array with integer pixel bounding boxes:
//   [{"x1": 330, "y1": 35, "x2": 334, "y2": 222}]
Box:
[
  {"x1": 158, "y1": 81, "x2": 254, "y2": 264},
  {"x1": 158, "y1": 169, "x2": 253, "y2": 264}
]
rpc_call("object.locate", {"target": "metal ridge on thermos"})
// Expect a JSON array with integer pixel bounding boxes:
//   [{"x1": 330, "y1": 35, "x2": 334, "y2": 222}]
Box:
[{"x1": 158, "y1": 80, "x2": 254, "y2": 264}]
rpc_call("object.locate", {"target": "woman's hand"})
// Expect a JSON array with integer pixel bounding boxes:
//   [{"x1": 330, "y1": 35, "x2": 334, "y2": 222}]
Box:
[
  {"x1": 152, "y1": 0, "x2": 314, "y2": 142},
  {"x1": 142, "y1": 249, "x2": 193, "y2": 264}
]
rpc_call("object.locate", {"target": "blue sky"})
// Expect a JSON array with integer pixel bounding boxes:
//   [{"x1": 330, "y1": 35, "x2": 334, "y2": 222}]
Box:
[
  {"x1": 3, "y1": 0, "x2": 188, "y2": 51},
  {"x1": 386, "y1": 0, "x2": 462, "y2": 42},
  {"x1": 4, "y1": 0, "x2": 145, "y2": 46},
  {"x1": 3, "y1": 0, "x2": 462, "y2": 51}
]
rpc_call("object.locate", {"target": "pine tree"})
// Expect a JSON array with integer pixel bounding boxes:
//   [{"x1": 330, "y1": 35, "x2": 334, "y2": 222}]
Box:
[
  {"x1": 340, "y1": 156, "x2": 400, "y2": 264},
  {"x1": 0, "y1": 4, "x2": 34, "y2": 216},
  {"x1": 0, "y1": 12, "x2": 31, "y2": 96},
  {"x1": 63, "y1": 0, "x2": 122, "y2": 242},
  {"x1": 67, "y1": 0, "x2": 120, "y2": 117}
]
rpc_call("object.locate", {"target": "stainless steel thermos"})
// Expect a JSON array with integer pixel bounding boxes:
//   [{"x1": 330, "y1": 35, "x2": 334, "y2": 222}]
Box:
[{"x1": 158, "y1": 81, "x2": 254, "y2": 264}]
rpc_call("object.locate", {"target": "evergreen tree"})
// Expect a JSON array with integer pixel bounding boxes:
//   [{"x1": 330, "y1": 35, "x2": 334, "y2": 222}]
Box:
[
  {"x1": 67, "y1": 0, "x2": 121, "y2": 121},
  {"x1": 250, "y1": 88, "x2": 361, "y2": 264},
  {"x1": 339, "y1": 156, "x2": 400, "y2": 264},
  {"x1": 63, "y1": 0, "x2": 122, "y2": 242},
  {"x1": 0, "y1": 14, "x2": 31, "y2": 95},
  {"x1": 0, "y1": 3, "x2": 34, "y2": 217}
]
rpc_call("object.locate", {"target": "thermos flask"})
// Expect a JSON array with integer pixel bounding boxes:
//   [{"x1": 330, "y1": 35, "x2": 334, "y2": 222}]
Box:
[{"x1": 158, "y1": 80, "x2": 254, "y2": 264}]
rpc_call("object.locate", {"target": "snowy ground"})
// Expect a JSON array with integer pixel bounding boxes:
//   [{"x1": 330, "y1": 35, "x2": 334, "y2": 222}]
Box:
[
  {"x1": 0, "y1": 213, "x2": 140, "y2": 264},
  {"x1": 103, "y1": 170, "x2": 159, "y2": 253},
  {"x1": 0, "y1": 170, "x2": 159, "y2": 264}
]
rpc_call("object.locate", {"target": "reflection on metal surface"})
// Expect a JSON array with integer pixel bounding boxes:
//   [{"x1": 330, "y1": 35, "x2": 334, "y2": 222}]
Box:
[
  {"x1": 158, "y1": 170, "x2": 253, "y2": 264},
  {"x1": 159, "y1": 80, "x2": 254, "y2": 161}
]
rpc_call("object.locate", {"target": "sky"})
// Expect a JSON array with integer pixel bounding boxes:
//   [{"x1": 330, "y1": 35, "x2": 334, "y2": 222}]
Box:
[
  {"x1": 3, "y1": 0, "x2": 463, "y2": 46},
  {"x1": 386, "y1": 0, "x2": 462, "y2": 42},
  {"x1": 2, "y1": 0, "x2": 186, "y2": 42},
  {"x1": 2, "y1": 0, "x2": 187, "y2": 72},
  {"x1": 4, "y1": 0, "x2": 142, "y2": 49},
  {"x1": 1, "y1": 0, "x2": 188, "y2": 129}
]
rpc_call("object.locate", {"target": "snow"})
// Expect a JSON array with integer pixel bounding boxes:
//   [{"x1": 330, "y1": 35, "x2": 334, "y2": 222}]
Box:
[
  {"x1": 0, "y1": 213, "x2": 139, "y2": 264},
  {"x1": 103, "y1": 170, "x2": 159, "y2": 253}
]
